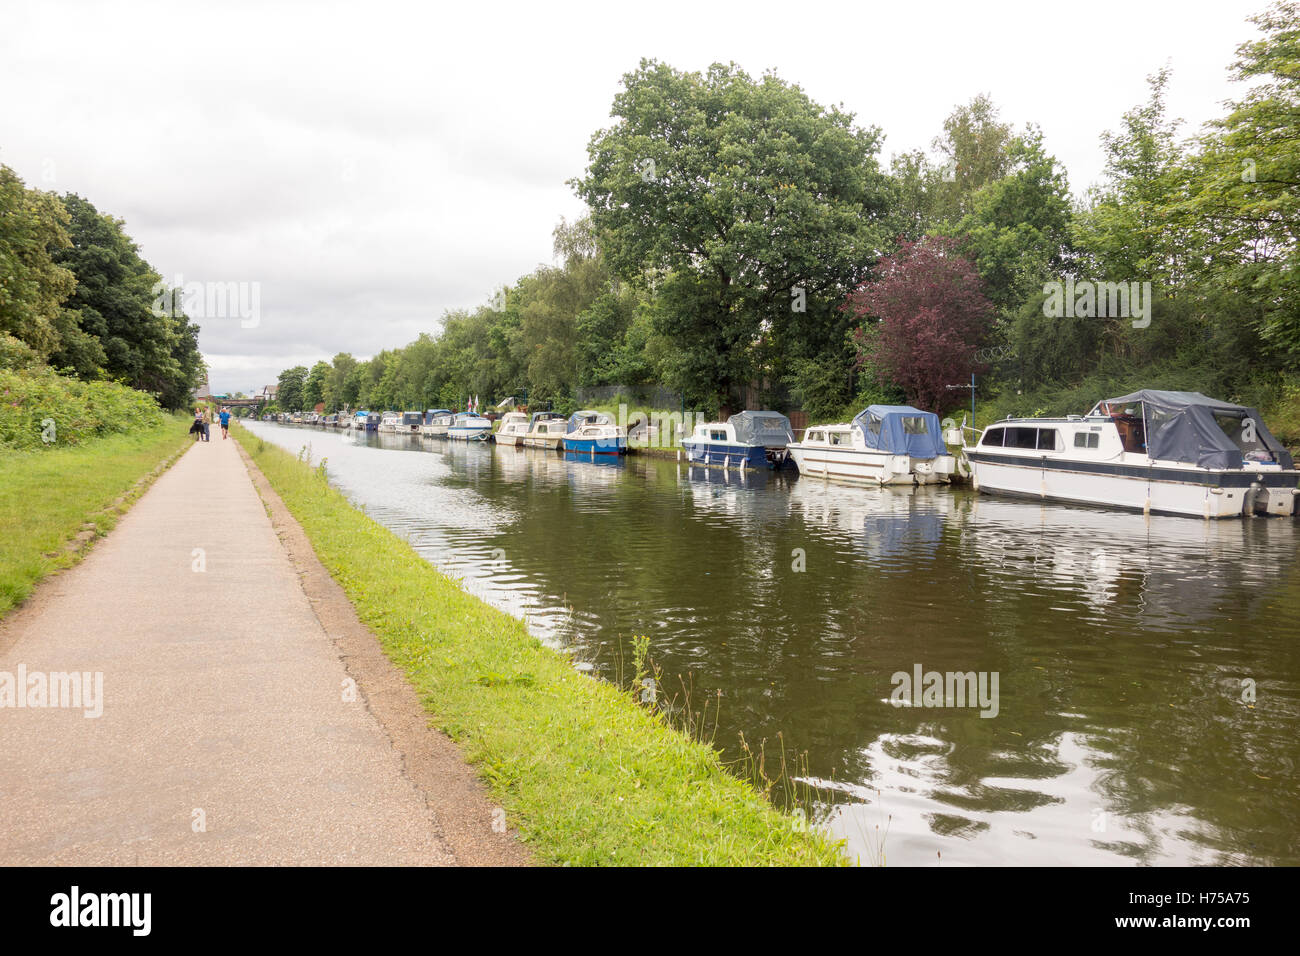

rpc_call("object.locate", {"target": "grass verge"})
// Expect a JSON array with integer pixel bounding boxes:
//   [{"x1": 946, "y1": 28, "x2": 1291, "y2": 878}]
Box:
[
  {"x1": 234, "y1": 425, "x2": 845, "y2": 866},
  {"x1": 0, "y1": 415, "x2": 194, "y2": 619}
]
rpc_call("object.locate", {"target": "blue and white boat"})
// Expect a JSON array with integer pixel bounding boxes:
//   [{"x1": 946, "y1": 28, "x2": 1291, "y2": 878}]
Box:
[
  {"x1": 353, "y1": 410, "x2": 380, "y2": 432},
  {"x1": 400, "y1": 411, "x2": 424, "y2": 434},
  {"x1": 448, "y1": 412, "x2": 492, "y2": 441},
  {"x1": 788, "y1": 405, "x2": 955, "y2": 485},
  {"x1": 682, "y1": 410, "x2": 794, "y2": 469},
  {"x1": 562, "y1": 410, "x2": 627, "y2": 455}
]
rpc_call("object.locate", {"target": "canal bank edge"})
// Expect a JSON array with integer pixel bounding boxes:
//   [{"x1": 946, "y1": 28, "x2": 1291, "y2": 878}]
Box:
[
  {"x1": 233, "y1": 437, "x2": 532, "y2": 867},
  {"x1": 232, "y1": 425, "x2": 847, "y2": 866}
]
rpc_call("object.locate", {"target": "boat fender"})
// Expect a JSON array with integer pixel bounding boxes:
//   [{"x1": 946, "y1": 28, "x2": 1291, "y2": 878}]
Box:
[{"x1": 956, "y1": 456, "x2": 971, "y2": 480}]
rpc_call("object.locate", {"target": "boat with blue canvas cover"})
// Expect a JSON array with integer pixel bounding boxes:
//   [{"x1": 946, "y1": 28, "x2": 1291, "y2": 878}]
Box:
[
  {"x1": 963, "y1": 389, "x2": 1300, "y2": 518},
  {"x1": 788, "y1": 405, "x2": 956, "y2": 485},
  {"x1": 400, "y1": 411, "x2": 423, "y2": 434},
  {"x1": 562, "y1": 409, "x2": 627, "y2": 455},
  {"x1": 682, "y1": 410, "x2": 795, "y2": 469},
  {"x1": 448, "y1": 411, "x2": 492, "y2": 441},
  {"x1": 353, "y1": 410, "x2": 380, "y2": 432}
]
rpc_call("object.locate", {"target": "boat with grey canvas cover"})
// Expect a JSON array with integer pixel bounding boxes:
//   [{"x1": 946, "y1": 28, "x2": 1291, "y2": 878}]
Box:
[
  {"x1": 963, "y1": 390, "x2": 1300, "y2": 518},
  {"x1": 682, "y1": 410, "x2": 795, "y2": 469}
]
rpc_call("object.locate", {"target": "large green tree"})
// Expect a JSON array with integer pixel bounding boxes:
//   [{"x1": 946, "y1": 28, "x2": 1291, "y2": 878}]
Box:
[{"x1": 574, "y1": 60, "x2": 894, "y2": 410}]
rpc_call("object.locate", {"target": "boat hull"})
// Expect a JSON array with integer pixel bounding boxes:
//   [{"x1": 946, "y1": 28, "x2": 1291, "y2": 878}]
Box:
[
  {"x1": 789, "y1": 445, "x2": 952, "y2": 485},
  {"x1": 682, "y1": 441, "x2": 777, "y2": 469},
  {"x1": 563, "y1": 436, "x2": 628, "y2": 455},
  {"x1": 523, "y1": 435, "x2": 564, "y2": 449},
  {"x1": 448, "y1": 427, "x2": 492, "y2": 441},
  {"x1": 966, "y1": 451, "x2": 1300, "y2": 518}
]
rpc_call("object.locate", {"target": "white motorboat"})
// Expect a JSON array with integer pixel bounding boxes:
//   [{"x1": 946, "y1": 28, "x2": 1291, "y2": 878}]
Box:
[
  {"x1": 378, "y1": 411, "x2": 401, "y2": 433},
  {"x1": 448, "y1": 412, "x2": 492, "y2": 441},
  {"x1": 962, "y1": 389, "x2": 1299, "y2": 518},
  {"x1": 523, "y1": 412, "x2": 568, "y2": 449},
  {"x1": 788, "y1": 405, "x2": 956, "y2": 485},
  {"x1": 495, "y1": 411, "x2": 530, "y2": 446},
  {"x1": 420, "y1": 410, "x2": 454, "y2": 438}
]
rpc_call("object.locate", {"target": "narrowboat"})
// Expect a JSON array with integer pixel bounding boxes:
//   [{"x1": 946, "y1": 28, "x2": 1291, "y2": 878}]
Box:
[
  {"x1": 562, "y1": 410, "x2": 627, "y2": 455},
  {"x1": 495, "y1": 411, "x2": 530, "y2": 446},
  {"x1": 788, "y1": 405, "x2": 956, "y2": 485},
  {"x1": 448, "y1": 412, "x2": 493, "y2": 441},
  {"x1": 523, "y1": 412, "x2": 569, "y2": 449},
  {"x1": 963, "y1": 390, "x2": 1299, "y2": 518},
  {"x1": 682, "y1": 410, "x2": 794, "y2": 469}
]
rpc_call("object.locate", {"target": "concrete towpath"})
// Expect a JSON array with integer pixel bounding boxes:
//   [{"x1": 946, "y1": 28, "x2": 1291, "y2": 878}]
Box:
[{"x1": 0, "y1": 429, "x2": 526, "y2": 865}]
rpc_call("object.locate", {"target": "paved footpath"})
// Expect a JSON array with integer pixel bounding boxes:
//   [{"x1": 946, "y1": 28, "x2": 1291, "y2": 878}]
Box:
[{"x1": 0, "y1": 433, "x2": 471, "y2": 865}]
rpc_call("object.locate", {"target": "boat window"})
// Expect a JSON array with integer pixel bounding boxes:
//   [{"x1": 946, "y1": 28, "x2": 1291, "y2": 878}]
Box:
[
  {"x1": 867, "y1": 417, "x2": 882, "y2": 435},
  {"x1": 1007, "y1": 427, "x2": 1040, "y2": 450},
  {"x1": 710, "y1": 430, "x2": 727, "y2": 441},
  {"x1": 1037, "y1": 429, "x2": 1059, "y2": 451},
  {"x1": 830, "y1": 432, "x2": 845, "y2": 446},
  {"x1": 982, "y1": 427, "x2": 1004, "y2": 447},
  {"x1": 901, "y1": 416, "x2": 930, "y2": 435},
  {"x1": 1073, "y1": 432, "x2": 1100, "y2": 449},
  {"x1": 807, "y1": 430, "x2": 822, "y2": 442}
]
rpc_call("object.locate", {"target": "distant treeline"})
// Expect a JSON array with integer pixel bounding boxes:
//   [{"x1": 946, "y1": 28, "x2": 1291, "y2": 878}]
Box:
[
  {"x1": 268, "y1": 3, "x2": 1294, "y2": 424},
  {"x1": 0, "y1": 166, "x2": 203, "y2": 412}
]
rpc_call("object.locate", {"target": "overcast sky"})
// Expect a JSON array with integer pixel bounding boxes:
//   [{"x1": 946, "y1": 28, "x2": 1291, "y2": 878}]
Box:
[{"x1": 0, "y1": 0, "x2": 1265, "y2": 395}]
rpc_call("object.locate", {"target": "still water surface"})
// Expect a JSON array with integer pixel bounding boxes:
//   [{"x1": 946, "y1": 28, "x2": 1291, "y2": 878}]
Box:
[{"x1": 245, "y1": 420, "x2": 1300, "y2": 866}]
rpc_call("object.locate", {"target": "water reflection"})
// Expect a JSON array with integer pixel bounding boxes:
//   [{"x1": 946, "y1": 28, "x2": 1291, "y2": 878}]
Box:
[{"x1": 248, "y1": 421, "x2": 1300, "y2": 866}]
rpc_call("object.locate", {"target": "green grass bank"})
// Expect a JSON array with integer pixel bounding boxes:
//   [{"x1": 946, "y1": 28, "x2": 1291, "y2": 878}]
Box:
[
  {"x1": 0, "y1": 416, "x2": 193, "y2": 618},
  {"x1": 234, "y1": 424, "x2": 845, "y2": 866}
]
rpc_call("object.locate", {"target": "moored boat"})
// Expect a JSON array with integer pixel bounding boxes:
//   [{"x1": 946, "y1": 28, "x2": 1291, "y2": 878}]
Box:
[
  {"x1": 495, "y1": 411, "x2": 530, "y2": 446},
  {"x1": 963, "y1": 389, "x2": 1300, "y2": 518},
  {"x1": 561, "y1": 409, "x2": 627, "y2": 455},
  {"x1": 420, "y1": 410, "x2": 454, "y2": 438},
  {"x1": 788, "y1": 405, "x2": 955, "y2": 485},
  {"x1": 378, "y1": 411, "x2": 401, "y2": 433},
  {"x1": 448, "y1": 412, "x2": 492, "y2": 441},
  {"x1": 400, "y1": 411, "x2": 423, "y2": 434},
  {"x1": 523, "y1": 412, "x2": 568, "y2": 449},
  {"x1": 682, "y1": 410, "x2": 794, "y2": 469}
]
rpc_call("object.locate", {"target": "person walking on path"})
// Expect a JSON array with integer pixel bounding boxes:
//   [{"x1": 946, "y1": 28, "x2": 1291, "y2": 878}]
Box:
[
  {"x1": 202, "y1": 407, "x2": 211, "y2": 442},
  {"x1": 219, "y1": 407, "x2": 232, "y2": 439}
]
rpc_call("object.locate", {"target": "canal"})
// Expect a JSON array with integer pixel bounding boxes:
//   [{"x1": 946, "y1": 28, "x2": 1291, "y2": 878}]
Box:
[{"x1": 244, "y1": 420, "x2": 1300, "y2": 866}]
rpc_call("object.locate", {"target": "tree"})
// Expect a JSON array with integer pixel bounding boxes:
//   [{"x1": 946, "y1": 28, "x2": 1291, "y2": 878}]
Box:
[
  {"x1": 846, "y1": 236, "x2": 992, "y2": 412},
  {"x1": 277, "y1": 365, "x2": 308, "y2": 412},
  {"x1": 0, "y1": 165, "x2": 77, "y2": 364},
  {"x1": 303, "y1": 360, "x2": 330, "y2": 409},
  {"x1": 1184, "y1": 1, "x2": 1300, "y2": 355},
  {"x1": 573, "y1": 60, "x2": 893, "y2": 409}
]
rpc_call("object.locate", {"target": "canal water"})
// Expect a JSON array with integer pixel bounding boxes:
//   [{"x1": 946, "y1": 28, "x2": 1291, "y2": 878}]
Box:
[{"x1": 244, "y1": 421, "x2": 1300, "y2": 866}]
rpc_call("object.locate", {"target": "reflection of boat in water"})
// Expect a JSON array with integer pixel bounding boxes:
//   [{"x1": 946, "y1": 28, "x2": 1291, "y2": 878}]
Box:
[
  {"x1": 785, "y1": 479, "x2": 949, "y2": 561},
  {"x1": 789, "y1": 406, "x2": 956, "y2": 485},
  {"x1": 682, "y1": 411, "x2": 795, "y2": 469},
  {"x1": 964, "y1": 390, "x2": 1300, "y2": 518}
]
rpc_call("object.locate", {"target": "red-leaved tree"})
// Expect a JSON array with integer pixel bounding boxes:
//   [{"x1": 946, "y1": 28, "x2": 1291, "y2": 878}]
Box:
[{"x1": 844, "y1": 235, "x2": 991, "y2": 413}]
